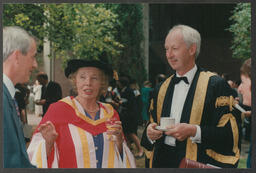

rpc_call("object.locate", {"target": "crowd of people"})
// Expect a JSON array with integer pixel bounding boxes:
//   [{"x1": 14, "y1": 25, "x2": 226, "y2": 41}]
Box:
[{"x1": 3, "y1": 25, "x2": 252, "y2": 168}]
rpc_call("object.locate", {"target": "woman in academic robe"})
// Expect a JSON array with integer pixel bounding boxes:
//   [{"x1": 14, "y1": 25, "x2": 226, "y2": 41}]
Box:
[{"x1": 27, "y1": 59, "x2": 136, "y2": 168}]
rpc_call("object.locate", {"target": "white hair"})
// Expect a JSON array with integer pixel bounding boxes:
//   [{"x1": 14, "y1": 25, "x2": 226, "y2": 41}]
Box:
[
  {"x1": 169, "y1": 25, "x2": 201, "y2": 58},
  {"x1": 3, "y1": 26, "x2": 34, "y2": 61}
]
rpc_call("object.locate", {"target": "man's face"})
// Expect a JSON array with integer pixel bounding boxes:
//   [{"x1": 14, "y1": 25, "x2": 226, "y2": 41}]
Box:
[
  {"x1": 18, "y1": 39, "x2": 38, "y2": 83},
  {"x1": 164, "y1": 30, "x2": 195, "y2": 75}
]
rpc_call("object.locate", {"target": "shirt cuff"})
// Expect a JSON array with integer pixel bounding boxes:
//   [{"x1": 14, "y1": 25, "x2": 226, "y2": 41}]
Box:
[
  {"x1": 147, "y1": 132, "x2": 156, "y2": 144},
  {"x1": 190, "y1": 125, "x2": 201, "y2": 143}
]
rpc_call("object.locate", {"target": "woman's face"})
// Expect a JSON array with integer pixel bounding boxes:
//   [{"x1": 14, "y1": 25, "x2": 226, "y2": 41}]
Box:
[
  {"x1": 238, "y1": 74, "x2": 251, "y2": 106},
  {"x1": 75, "y1": 67, "x2": 102, "y2": 100}
]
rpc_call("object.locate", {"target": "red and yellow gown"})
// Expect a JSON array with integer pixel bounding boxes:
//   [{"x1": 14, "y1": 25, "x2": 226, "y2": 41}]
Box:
[{"x1": 27, "y1": 96, "x2": 136, "y2": 168}]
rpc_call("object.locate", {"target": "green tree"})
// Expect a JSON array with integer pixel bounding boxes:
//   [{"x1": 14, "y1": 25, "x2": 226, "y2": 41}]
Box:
[
  {"x1": 4, "y1": 4, "x2": 123, "y2": 65},
  {"x1": 3, "y1": 4, "x2": 46, "y2": 66},
  {"x1": 103, "y1": 4, "x2": 147, "y2": 85},
  {"x1": 228, "y1": 3, "x2": 251, "y2": 61},
  {"x1": 44, "y1": 4, "x2": 123, "y2": 66},
  {"x1": 3, "y1": 4, "x2": 146, "y2": 84}
]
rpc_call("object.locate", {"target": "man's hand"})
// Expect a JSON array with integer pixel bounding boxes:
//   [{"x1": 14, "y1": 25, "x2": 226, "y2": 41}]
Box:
[
  {"x1": 164, "y1": 123, "x2": 197, "y2": 141},
  {"x1": 147, "y1": 123, "x2": 163, "y2": 141}
]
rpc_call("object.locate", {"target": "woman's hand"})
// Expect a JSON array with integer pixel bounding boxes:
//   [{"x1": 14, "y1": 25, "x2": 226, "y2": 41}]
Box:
[
  {"x1": 106, "y1": 120, "x2": 124, "y2": 152},
  {"x1": 38, "y1": 121, "x2": 58, "y2": 156}
]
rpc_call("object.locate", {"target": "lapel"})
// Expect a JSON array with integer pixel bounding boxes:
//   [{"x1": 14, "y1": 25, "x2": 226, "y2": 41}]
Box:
[
  {"x1": 3, "y1": 84, "x2": 27, "y2": 155},
  {"x1": 160, "y1": 76, "x2": 176, "y2": 118},
  {"x1": 180, "y1": 68, "x2": 201, "y2": 123}
]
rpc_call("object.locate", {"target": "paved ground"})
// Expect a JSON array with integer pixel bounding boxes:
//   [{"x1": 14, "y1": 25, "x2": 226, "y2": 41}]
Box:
[{"x1": 27, "y1": 112, "x2": 42, "y2": 126}]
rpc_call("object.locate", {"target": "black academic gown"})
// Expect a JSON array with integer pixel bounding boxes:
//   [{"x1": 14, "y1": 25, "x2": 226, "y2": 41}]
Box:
[{"x1": 141, "y1": 67, "x2": 241, "y2": 168}]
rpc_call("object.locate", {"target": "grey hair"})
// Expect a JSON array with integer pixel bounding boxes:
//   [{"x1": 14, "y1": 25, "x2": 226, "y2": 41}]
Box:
[
  {"x1": 169, "y1": 25, "x2": 201, "y2": 59},
  {"x1": 3, "y1": 26, "x2": 34, "y2": 61}
]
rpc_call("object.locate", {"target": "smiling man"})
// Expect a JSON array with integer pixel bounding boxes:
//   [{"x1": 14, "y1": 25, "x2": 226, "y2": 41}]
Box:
[
  {"x1": 3, "y1": 26, "x2": 38, "y2": 168},
  {"x1": 141, "y1": 25, "x2": 241, "y2": 168}
]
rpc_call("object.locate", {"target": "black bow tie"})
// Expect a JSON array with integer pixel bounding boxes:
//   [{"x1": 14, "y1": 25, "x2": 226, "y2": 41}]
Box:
[{"x1": 173, "y1": 76, "x2": 189, "y2": 85}]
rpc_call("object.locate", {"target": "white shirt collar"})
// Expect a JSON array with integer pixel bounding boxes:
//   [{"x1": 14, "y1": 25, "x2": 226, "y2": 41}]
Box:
[
  {"x1": 3, "y1": 74, "x2": 16, "y2": 99},
  {"x1": 176, "y1": 65, "x2": 198, "y2": 84}
]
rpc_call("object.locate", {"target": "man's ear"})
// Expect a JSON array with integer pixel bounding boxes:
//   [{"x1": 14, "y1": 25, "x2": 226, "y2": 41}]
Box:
[
  {"x1": 189, "y1": 43, "x2": 197, "y2": 56},
  {"x1": 11, "y1": 50, "x2": 21, "y2": 61},
  {"x1": 6, "y1": 50, "x2": 20, "y2": 63}
]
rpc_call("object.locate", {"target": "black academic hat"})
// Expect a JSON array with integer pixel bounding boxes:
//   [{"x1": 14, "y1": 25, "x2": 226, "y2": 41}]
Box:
[{"x1": 64, "y1": 59, "x2": 113, "y2": 79}]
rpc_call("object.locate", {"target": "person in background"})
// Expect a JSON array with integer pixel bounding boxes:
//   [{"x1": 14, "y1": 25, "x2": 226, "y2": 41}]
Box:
[
  {"x1": 141, "y1": 24, "x2": 241, "y2": 168},
  {"x1": 3, "y1": 26, "x2": 37, "y2": 168},
  {"x1": 141, "y1": 81, "x2": 153, "y2": 126},
  {"x1": 155, "y1": 74, "x2": 166, "y2": 86},
  {"x1": 15, "y1": 83, "x2": 30, "y2": 125},
  {"x1": 35, "y1": 72, "x2": 48, "y2": 116},
  {"x1": 33, "y1": 79, "x2": 43, "y2": 117},
  {"x1": 117, "y1": 76, "x2": 144, "y2": 159},
  {"x1": 15, "y1": 83, "x2": 31, "y2": 142},
  {"x1": 43, "y1": 81, "x2": 63, "y2": 113},
  {"x1": 100, "y1": 79, "x2": 120, "y2": 111},
  {"x1": 27, "y1": 59, "x2": 135, "y2": 168},
  {"x1": 237, "y1": 58, "x2": 252, "y2": 168},
  {"x1": 130, "y1": 79, "x2": 143, "y2": 126}
]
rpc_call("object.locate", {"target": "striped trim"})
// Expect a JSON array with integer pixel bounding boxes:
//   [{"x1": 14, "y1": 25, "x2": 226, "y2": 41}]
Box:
[
  {"x1": 149, "y1": 99, "x2": 154, "y2": 123},
  {"x1": 107, "y1": 141, "x2": 115, "y2": 167},
  {"x1": 77, "y1": 126, "x2": 91, "y2": 168},
  {"x1": 206, "y1": 113, "x2": 240, "y2": 165},
  {"x1": 157, "y1": 76, "x2": 173, "y2": 124},
  {"x1": 186, "y1": 71, "x2": 215, "y2": 161},
  {"x1": 36, "y1": 142, "x2": 43, "y2": 168},
  {"x1": 69, "y1": 124, "x2": 96, "y2": 168},
  {"x1": 102, "y1": 133, "x2": 110, "y2": 167},
  {"x1": 149, "y1": 149, "x2": 154, "y2": 168},
  {"x1": 60, "y1": 97, "x2": 114, "y2": 126},
  {"x1": 125, "y1": 150, "x2": 131, "y2": 168},
  {"x1": 149, "y1": 76, "x2": 173, "y2": 167}
]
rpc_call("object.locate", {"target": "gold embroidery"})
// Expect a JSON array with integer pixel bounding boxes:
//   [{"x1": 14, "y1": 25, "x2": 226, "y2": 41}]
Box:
[
  {"x1": 149, "y1": 149, "x2": 154, "y2": 168},
  {"x1": 149, "y1": 99, "x2": 154, "y2": 123},
  {"x1": 186, "y1": 71, "x2": 215, "y2": 161},
  {"x1": 157, "y1": 76, "x2": 173, "y2": 124},
  {"x1": 215, "y1": 96, "x2": 237, "y2": 111},
  {"x1": 206, "y1": 113, "x2": 240, "y2": 164}
]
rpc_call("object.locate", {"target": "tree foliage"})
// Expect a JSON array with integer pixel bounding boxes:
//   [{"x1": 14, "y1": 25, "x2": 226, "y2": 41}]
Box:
[
  {"x1": 228, "y1": 3, "x2": 251, "y2": 61},
  {"x1": 3, "y1": 4, "x2": 45, "y2": 54},
  {"x1": 4, "y1": 4, "x2": 123, "y2": 64},
  {"x1": 103, "y1": 4, "x2": 147, "y2": 85},
  {"x1": 3, "y1": 4, "x2": 146, "y2": 84},
  {"x1": 44, "y1": 4, "x2": 123, "y2": 66}
]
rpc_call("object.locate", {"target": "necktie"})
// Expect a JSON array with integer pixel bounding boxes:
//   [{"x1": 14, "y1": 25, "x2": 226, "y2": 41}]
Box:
[
  {"x1": 13, "y1": 98, "x2": 20, "y2": 117},
  {"x1": 172, "y1": 76, "x2": 189, "y2": 85}
]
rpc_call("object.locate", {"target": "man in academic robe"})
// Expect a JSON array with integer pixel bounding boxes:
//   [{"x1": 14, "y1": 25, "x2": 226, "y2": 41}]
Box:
[
  {"x1": 3, "y1": 26, "x2": 38, "y2": 167},
  {"x1": 141, "y1": 25, "x2": 241, "y2": 168}
]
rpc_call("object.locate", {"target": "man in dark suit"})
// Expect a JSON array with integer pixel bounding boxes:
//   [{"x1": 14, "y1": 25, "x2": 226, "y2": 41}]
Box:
[
  {"x1": 141, "y1": 25, "x2": 241, "y2": 168},
  {"x1": 3, "y1": 26, "x2": 38, "y2": 168}
]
